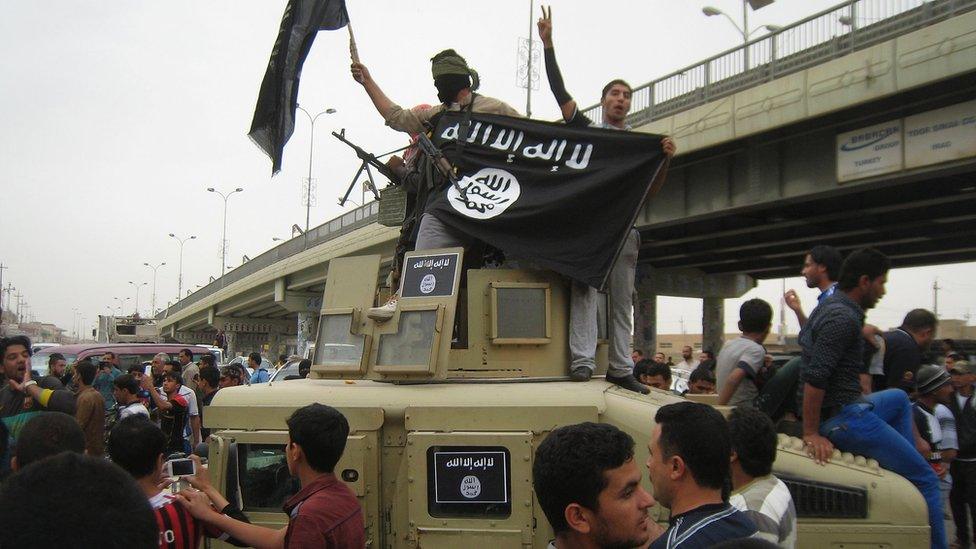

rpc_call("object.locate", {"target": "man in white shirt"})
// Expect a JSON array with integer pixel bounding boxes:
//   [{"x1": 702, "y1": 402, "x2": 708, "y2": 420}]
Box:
[{"x1": 674, "y1": 346, "x2": 700, "y2": 376}]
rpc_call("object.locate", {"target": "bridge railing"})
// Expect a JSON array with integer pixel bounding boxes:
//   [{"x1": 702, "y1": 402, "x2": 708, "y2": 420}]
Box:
[
  {"x1": 582, "y1": 0, "x2": 975, "y2": 127},
  {"x1": 162, "y1": 200, "x2": 380, "y2": 318}
]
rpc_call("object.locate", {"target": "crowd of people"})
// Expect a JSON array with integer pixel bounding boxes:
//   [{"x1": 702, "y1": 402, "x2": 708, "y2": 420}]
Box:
[
  {"x1": 534, "y1": 402, "x2": 792, "y2": 548},
  {"x1": 628, "y1": 244, "x2": 969, "y2": 549},
  {"x1": 0, "y1": 335, "x2": 351, "y2": 548}
]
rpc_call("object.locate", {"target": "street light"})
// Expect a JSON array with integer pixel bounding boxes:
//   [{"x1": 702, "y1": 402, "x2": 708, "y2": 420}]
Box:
[
  {"x1": 143, "y1": 261, "x2": 166, "y2": 316},
  {"x1": 702, "y1": 0, "x2": 777, "y2": 68},
  {"x1": 128, "y1": 281, "x2": 147, "y2": 316},
  {"x1": 168, "y1": 233, "x2": 196, "y2": 303},
  {"x1": 207, "y1": 187, "x2": 244, "y2": 279},
  {"x1": 113, "y1": 296, "x2": 130, "y2": 316},
  {"x1": 295, "y1": 105, "x2": 337, "y2": 249}
]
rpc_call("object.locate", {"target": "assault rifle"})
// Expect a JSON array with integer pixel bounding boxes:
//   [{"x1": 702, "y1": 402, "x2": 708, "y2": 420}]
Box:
[
  {"x1": 332, "y1": 129, "x2": 406, "y2": 207},
  {"x1": 416, "y1": 131, "x2": 465, "y2": 196}
]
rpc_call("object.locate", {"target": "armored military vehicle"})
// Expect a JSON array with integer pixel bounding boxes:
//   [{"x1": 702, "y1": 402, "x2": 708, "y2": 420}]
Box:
[{"x1": 205, "y1": 250, "x2": 929, "y2": 548}]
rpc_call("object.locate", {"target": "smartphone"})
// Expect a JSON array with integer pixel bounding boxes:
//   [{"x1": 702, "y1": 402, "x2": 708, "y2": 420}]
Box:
[{"x1": 164, "y1": 458, "x2": 196, "y2": 478}]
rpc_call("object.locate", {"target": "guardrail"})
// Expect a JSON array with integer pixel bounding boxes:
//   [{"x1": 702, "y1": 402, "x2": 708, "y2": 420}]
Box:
[
  {"x1": 162, "y1": 200, "x2": 380, "y2": 318},
  {"x1": 581, "y1": 0, "x2": 975, "y2": 126}
]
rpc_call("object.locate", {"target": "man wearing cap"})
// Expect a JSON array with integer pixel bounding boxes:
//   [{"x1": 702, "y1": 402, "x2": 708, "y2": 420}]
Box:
[
  {"x1": 913, "y1": 363, "x2": 958, "y2": 531},
  {"x1": 351, "y1": 49, "x2": 521, "y2": 322},
  {"x1": 351, "y1": 51, "x2": 519, "y2": 251},
  {"x1": 949, "y1": 360, "x2": 976, "y2": 549}
]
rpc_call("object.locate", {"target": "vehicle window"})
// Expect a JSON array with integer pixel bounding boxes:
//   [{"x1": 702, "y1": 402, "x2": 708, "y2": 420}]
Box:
[
  {"x1": 30, "y1": 354, "x2": 78, "y2": 377},
  {"x1": 137, "y1": 354, "x2": 160, "y2": 364},
  {"x1": 237, "y1": 444, "x2": 299, "y2": 511},
  {"x1": 314, "y1": 314, "x2": 365, "y2": 367},
  {"x1": 377, "y1": 310, "x2": 437, "y2": 367},
  {"x1": 272, "y1": 362, "x2": 301, "y2": 381},
  {"x1": 117, "y1": 355, "x2": 142, "y2": 369}
]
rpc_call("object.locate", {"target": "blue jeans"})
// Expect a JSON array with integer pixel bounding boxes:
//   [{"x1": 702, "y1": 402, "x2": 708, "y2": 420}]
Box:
[{"x1": 821, "y1": 389, "x2": 946, "y2": 549}]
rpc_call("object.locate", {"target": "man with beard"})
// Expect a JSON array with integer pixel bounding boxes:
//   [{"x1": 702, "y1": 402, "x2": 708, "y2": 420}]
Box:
[
  {"x1": 0, "y1": 336, "x2": 75, "y2": 421},
  {"x1": 533, "y1": 422, "x2": 661, "y2": 548},
  {"x1": 783, "y1": 245, "x2": 842, "y2": 328},
  {"x1": 45, "y1": 352, "x2": 71, "y2": 388},
  {"x1": 150, "y1": 352, "x2": 169, "y2": 387},
  {"x1": 799, "y1": 248, "x2": 946, "y2": 549},
  {"x1": 647, "y1": 402, "x2": 757, "y2": 548}
]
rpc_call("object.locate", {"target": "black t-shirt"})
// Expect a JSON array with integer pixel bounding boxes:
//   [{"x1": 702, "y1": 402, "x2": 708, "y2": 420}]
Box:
[
  {"x1": 877, "y1": 329, "x2": 921, "y2": 393},
  {"x1": 199, "y1": 389, "x2": 218, "y2": 440},
  {"x1": 159, "y1": 390, "x2": 189, "y2": 455}
]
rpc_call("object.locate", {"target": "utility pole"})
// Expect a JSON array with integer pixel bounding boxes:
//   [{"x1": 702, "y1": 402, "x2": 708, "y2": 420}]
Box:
[
  {"x1": 933, "y1": 277, "x2": 941, "y2": 318},
  {"x1": 0, "y1": 283, "x2": 11, "y2": 333},
  {"x1": 779, "y1": 278, "x2": 787, "y2": 346},
  {"x1": 0, "y1": 263, "x2": 6, "y2": 321},
  {"x1": 14, "y1": 292, "x2": 22, "y2": 323}
]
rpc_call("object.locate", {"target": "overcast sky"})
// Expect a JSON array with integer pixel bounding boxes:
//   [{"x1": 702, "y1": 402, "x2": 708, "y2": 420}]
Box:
[{"x1": 1, "y1": 0, "x2": 971, "y2": 338}]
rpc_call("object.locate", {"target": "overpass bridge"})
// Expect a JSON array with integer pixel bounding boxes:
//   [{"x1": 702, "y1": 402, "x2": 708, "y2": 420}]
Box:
[{"x1": 160, "y1": 0, "x2": 976, "y2": 357}]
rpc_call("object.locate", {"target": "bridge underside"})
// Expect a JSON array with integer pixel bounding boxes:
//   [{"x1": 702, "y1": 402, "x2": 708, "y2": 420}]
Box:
[{"x1": 636, "y1": 73, "x2": 976, "y2": 280}]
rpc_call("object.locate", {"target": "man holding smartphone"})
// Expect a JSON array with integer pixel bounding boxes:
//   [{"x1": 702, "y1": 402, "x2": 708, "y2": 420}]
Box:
[
  {"x1": 108, "y1": 415, "x2": 251, "y2": 549},
  {"x1": 142, "y1": 371, "x2": 192, "y2": 455},
  {"x1": 175, "y1": 404, "x2": 365, "y2": 548}
]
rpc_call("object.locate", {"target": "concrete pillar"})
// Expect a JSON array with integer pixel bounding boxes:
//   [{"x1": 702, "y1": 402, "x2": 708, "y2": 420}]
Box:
[
  {"x1": 297, "y1": 311, "x2": 317, "y2": 359},
  {"x1": 633, "y1": 289, "x2": 657, "y2": 356},
  {"x1": 702, "y1": 297, "x2": 725, "y2": 356},
  {"x1": 224, "y1": 331, "x2": 238, "y2": 358}
]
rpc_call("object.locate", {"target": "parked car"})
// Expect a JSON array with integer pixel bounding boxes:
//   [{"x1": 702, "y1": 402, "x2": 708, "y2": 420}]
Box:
[{"x1": 30, "y1": 343, "x2": 216, "y2": 377}]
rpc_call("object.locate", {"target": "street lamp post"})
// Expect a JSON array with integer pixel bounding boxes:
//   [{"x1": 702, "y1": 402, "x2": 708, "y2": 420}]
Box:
[
  {"x1": 128, "y1": 281, "x2": 147, "y2": 316},
  {"x1": 113, "y1": 297, "x2": 130, "y2": 316},
  {"x1": 702, "y1": 0, "x2": 778, "y2": 70},
  {"x1": 143, "y1": 261, "x2": 166, "y2": 316},
  {"x1": 168, "y1": 233, "x2": 196, "y2": 303},
  {"x1": 207, "y1": 187, "x2": 244, "y2": 279},
  {"x1": 295, "y1": 105, "x2": 336, "y2": 249}
]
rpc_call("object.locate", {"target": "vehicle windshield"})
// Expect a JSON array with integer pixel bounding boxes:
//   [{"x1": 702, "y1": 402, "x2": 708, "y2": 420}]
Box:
[{"x1": 30, "y1": 353, "x2": 78, "y2": 377}]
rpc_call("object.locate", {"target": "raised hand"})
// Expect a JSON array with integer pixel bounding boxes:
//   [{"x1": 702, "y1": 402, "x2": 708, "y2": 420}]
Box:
[
  {"x1": 784, "y1": 289, "x2": 802, "y2": 313},
  {"x1": 537, "y1": 6, "x2": 553, "y2": 47}
]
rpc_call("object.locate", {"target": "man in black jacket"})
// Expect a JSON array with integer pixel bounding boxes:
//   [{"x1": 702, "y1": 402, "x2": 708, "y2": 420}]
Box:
[
  {"x1": 870, "y1": 309, "x2": 937, "y2": 393},
  {"x1": 0, "y1": 336, "x2": 76, "y2": 420},
  {"x1": 949, "y1": 360, "x2": 976, "y2": 549}
]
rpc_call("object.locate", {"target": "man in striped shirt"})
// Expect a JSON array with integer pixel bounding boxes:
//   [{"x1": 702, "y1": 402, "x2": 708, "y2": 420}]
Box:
[
  {"x1": 728, "y1": 407, "x2": 797, "y2": 548},
  {"x1": 108, "y1": 415, "x2": 250, "y2": 549}
]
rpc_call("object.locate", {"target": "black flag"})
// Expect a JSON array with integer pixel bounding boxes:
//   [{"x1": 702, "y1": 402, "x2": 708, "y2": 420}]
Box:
[
  {"x1": 249, "y1": 0, "x2": 349, "y2": 175},
  {"x1": 425, "y1": 112, "x2": 668, "y2": 290}
]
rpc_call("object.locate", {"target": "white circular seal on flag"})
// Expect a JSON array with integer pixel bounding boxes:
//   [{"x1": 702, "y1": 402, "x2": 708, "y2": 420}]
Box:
[
  {"x1": 459, "y1": 475, "x2": 482, "y2": 498},
  {"x1": 419, "y1": 274, "x2": 436, "y2": 294},
  {"x1": 448, "y1": 168, "x2": 520, "y2": 220}
]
